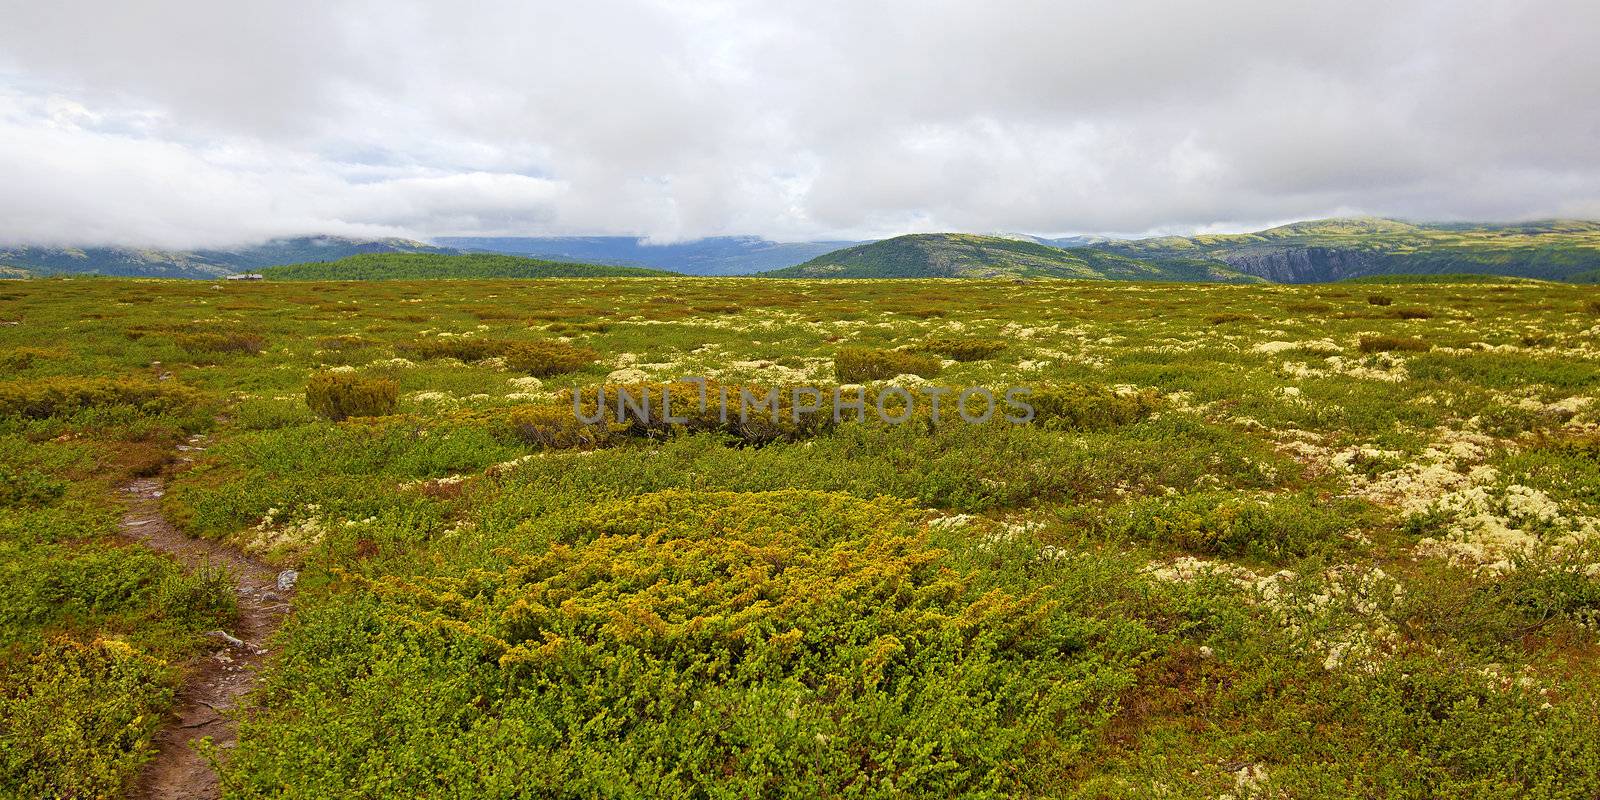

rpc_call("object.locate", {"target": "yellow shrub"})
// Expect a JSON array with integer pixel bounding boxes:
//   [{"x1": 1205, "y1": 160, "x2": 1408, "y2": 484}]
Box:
[
  {"x1": 833, "y1": 347, "x2": 942, "y2": 383},
  {"x1": 0, "y1": 377, "x2": 200, "y2": 419},
  {"x1": 304, "y1": 372, "x2": 399, "y2": 421},
  {"x1": 503, "y1": 340, "x2": 597, "y2": 377}
]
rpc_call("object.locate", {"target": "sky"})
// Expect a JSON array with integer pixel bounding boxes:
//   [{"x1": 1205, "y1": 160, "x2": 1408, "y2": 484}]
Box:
[{"x1": 1, "y1": 0, "x2": 1597, "y2": 249}]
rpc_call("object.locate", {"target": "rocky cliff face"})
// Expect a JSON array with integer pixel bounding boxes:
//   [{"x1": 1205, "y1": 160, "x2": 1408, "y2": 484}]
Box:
[{"x1": 1216, "y1": 247, "x2": 1384, "y2": 283}]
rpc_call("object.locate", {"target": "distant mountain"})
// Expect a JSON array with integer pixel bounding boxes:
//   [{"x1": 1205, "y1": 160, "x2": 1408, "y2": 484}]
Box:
[
  {"x1": 260, "y1": 253, "x2": 676, "y2": 280},
  {"x1": 0, "y1": 236, "x2": 457, "y2": 279},
  {"x1": 1089, "y1": 218, "x2": 1600, "y2": 283},
  {"x1": 765, "y1": 234, "x2": 1263, "y2": 281},
  {"x1": 438, "y1": 235, "x2": 861, "y2": 275}
]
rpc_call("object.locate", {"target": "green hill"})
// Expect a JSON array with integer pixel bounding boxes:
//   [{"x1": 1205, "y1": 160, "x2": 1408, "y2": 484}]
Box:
[
  {"x1": 766, "y1": 234, "x2": 1263, "y2": 282},
  {"x1": 260, "y1": 253, "x2": 679, "y2": 280},
  {"x1": 1092, "y1": 217, "x2": 1600, "y2": 283}
]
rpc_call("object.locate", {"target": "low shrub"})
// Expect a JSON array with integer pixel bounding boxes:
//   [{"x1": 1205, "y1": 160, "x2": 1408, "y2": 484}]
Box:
[
  {"x1": 1029, "y1": 384, "x2": 1162, "y2": 430},
  {"x1": 564, "y1": 380, "x2": 832, "y2": 445},
  {"x1": 1367, "y1": 294, "x2": 1394, "y2": 306},
  {"x1": 1285, "y1": 301, "x2": 1333, "y2": 313},
  {"x1": 236, "y1": 490, "x2": 1149, "y2": 797},
  {"x1": 505, "y1": 406, "x2": 615, "y2": 450},
  {"x1": 1585, "y1": 299, "x2": 1600, "y2": 314},
  {"x1": 833, "y1": 346, "x2": 942, "y2": 383},
  {"x1": 315, "y1": 335, "x2": 371, "y2": 350},
  {"x1": 173, "y1": 332, "x2": 266, "y2": 355},
  {"x1": 910, "y1": 335, "x2": 1008, "y2": 361},
  {"x1": 0, "y1": 377, "x2": 200, "y2": 420},
  {"x1": 0, "y1": 638, "x2": 172, "y2": 799},
  {"x1": 467, "y1": 306, "x2": 521, "y2": 320},
  {"x1": 0, "y1": 347, "x2": 57, "y2": 371},
  {"x1": 503, "y1": 340, "x2": 597, "y2": 377},
  {"x1": 0, "y1": 466, "x2": 68, "y2": 507},
  {"x1": 1358, "y1": 335, "x2": 1430, "y2": 353},
  {"x1": 1393, "y1": 307, "x2": 1434, "y2": 320},
  {"x1": 395, "y1": 338, "x2": 508, "y2": 362},
  {"x1": 1206, "y1": 312, "x2": 1254, "y2": 325},
  {"x1": 304, "y1": 372, "x2": 399, "y2": 421},
  {"x1": 545, "y1": 321, "x2": 612, "y2": 334},
  {"x1": 1114, "y1": 491, "x2": 1358, "y2": 561}
]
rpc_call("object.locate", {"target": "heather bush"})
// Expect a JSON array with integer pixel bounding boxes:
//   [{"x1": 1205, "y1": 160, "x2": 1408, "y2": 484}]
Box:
[
  {"x1": 395, "y1": 337, "x2": 508, "y2": 362},
  {"x1": 1029, "y1": 384, "x2": 1162, "y2": 430},
  {"x1": 1358, "y1": 334, "x2": 1430, "y2": 353},
  {"x1": 833, "y1": 346, "x2": 942, "y2": 382},
  {"x1": 911, "y1": 334, "x2": 1008, "y2": 361},
  {"x1": 173, "y1": 331, "x2": 266, "y2": 355},
  {"x1": 505, "y1": 405, "x2": 615, "y2": 450},
  {"x1": 1113, "y1": 491, "x2": 1359, "y2": 561},
  {"x1": 304, "y1": 372, "x2": 399, "y2": 421},
  {"x1": 224, "y1": 490, "x2": 1151, "y2": 797},
  {"x1": 503, "y1": 340, "x2": 597, "y2": 377},
  {"x1": 0, "y1": 638, "x2": 173, "y2": 799},
  {"x1": 1367, "y1": 294, "x2": 1394, "y2": 306},
  {"x1": 1206, "y1": 312, "x2": 1253, "y2": 325},
  {"x1": 0, "y1": 377, "x2": 200, "y2": 419}
]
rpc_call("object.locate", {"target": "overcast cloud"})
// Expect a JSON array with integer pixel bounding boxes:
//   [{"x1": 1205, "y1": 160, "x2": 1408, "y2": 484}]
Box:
[{"x1": 1, "y1": 0, "x2": 1597, "y2": 248}]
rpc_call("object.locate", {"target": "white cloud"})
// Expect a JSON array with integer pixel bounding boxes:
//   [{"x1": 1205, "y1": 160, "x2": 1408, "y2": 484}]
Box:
[{"x1": 0, "y1": 0, "x2": 1597, "y2": 247}]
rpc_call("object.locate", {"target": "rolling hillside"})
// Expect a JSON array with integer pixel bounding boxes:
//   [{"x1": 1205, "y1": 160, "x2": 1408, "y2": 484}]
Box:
[
  {"x1": 0, "y1": 236, "x2": 458, "y2": 279},
  {"x1": 259, "y1": 253, "x2": 677, "y2": 280},
  {"x1": 1091, "y1": 218, "x2": 1600, "y2": 282},
  {"x1": 766, "y1": 233, "x2": 1263, "y2": 281}
]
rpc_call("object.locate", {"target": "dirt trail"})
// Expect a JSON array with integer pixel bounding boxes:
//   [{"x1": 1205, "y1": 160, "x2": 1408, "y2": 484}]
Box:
[{"x1": 120, "y1": 434, "x2": 293, "y2": 800}]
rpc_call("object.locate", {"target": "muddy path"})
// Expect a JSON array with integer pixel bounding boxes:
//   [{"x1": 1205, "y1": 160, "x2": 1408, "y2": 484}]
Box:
[{"x1": 120, "y1": 434, "x2": 294, "y2": 800}]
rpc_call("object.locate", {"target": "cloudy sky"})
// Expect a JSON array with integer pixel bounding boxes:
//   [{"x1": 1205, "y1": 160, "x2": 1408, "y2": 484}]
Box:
[{"x1": 1, "y1": 0, "x2": 1597, "y2": 248}]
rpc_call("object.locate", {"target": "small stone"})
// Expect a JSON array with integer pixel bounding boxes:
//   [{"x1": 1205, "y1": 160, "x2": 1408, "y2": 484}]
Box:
[{"x1": 276, "y1": 570, "x2": 299, "y2": 592}]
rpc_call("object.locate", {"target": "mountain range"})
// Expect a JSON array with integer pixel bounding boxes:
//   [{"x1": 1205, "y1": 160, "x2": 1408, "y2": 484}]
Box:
[
  {"x1": 1094, "y1": 218, "x2": 1600, "y2": 283},
  {"x1": 436, "y1": 236, "x2": 859, "y2": 276},
  {"x1": 0, "y1": 236, "x2": 457, "y2": 279},
  {"x1": 764, "y1": 234, "x2": 1261, "y2": 281},
  {"x1": 4, "y1": 218, "x2": 1599, "y2": 282}
]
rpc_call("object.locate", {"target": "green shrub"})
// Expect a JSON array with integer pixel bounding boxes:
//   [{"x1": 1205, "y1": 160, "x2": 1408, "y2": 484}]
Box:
[
  {"x1": 1285, "y1": 301, "x2": 1333, "y2": 313},
  {"x1": 315, "y1": 335, "x2": 371, "y2": 350},
  {"x1": 0, "y1": 638, "x2": 172, "y2": 799},
  {"x1": 1114, "y1": 491, "x2": 1358, "y2": 561},
  {"x1": 1393, "y1": 307, "x2": 1434, "y2": 320},
  {"x1": 545, "y1": 321, "x2": 612, "y2": 334},
  {"x1": 0, "y1": 466, "x2": 68, "y2": 507},
  {"x1": 304, "y1": 372, "x2": 399, "y2": 421},
  {"x1": 1358, "y1": 335, "x2": 1430, "y2": 353},
  {"x1": 396, "y1": 338, "x2": 508, "y2": 362},
  {"x1": 1206, "y1": 312, "x2": 1254, "y2": 325},
  {"x1": 1029, "y1": 384, "x2": 1162, "y2": 430},
  {"x1": 173, "y1": 331, "x2": 266, "y2": 355},
  {"x1": 833, "y1": 346, "x2": 942, "y2": 382},
  {"x1": 1585, "y1": 299, "x2": 1600, "y2": 314},
  {"x1": 227, "y1": 490, "x2": 1150, "y2": 797},
  {"x1": 0, "y1": 377, "x2": 200, "y2": 420},
  {"x1": 1367, "y1": 294, "x2": 1394, "y2": 306},
  {"x1": 563, "y1": 381, "x2": 831, "y2": 445},
  {"x1": 911, "y1": 335, "x2": 1008, "y2": 361},
  {"x1": 503, "y1": 340, "x2": 597, "y2": 377},
  {"x1": 505, "y1": 406, "x2": 615, "y2": 450},
  {"x1": 0, "y1": 347, "x2": 57, "y2": 371}
]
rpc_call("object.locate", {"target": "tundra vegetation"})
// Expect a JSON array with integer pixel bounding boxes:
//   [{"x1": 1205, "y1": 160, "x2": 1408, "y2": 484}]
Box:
[{"x1": 1, "y1": 274, "x2": 1599, "y2": 798}]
